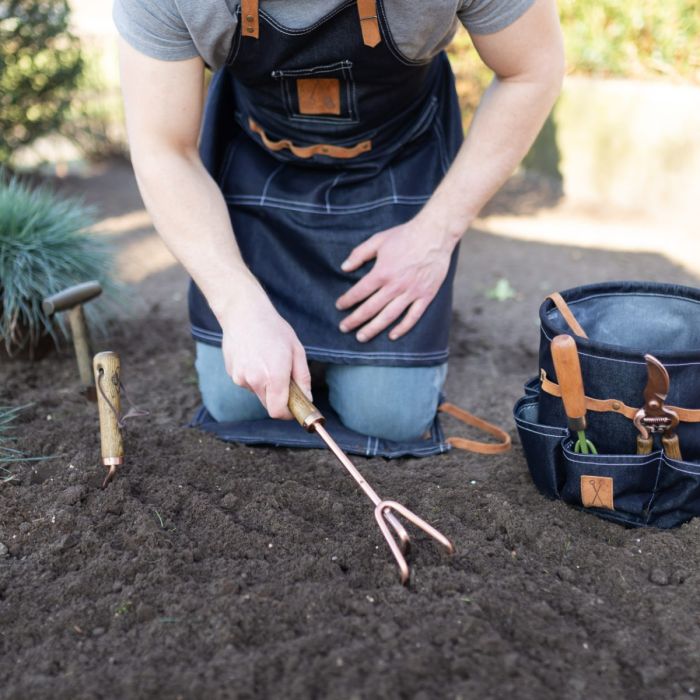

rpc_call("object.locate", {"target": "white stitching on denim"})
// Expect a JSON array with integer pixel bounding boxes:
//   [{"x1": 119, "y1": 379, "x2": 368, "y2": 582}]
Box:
[
  {"x1": 661, "y1": 457, "x2": 700, "y2": 475},
  {"x1": 224, "y1": 194, "x2": 430, "y2": 214},
  {"x1": 540, "y1": 326, "x2": 700, "y2": 368},
  {"x1": 515, "y1": 416, "x2": 568, "y2": 435},
  {"x1": 515, "y1": 423, "x2": 568, "y2": 439},
  {"x1": 388, "y1": 166, "x2": 397, "y2": 202},
  {"x1": 261, "y1": 163, "x2": 286, "y2": 204},
  {"x1": 325, "y1": 172, "x2": 344, "y2": 212},
  {"x1": 563, "y1": 453, "x2": 661, "y2": 467},
  {"x1": 303, "y1": 344, "x2": 448, "y2": 358}
]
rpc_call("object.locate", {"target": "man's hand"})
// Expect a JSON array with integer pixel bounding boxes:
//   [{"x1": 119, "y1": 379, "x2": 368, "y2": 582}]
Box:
[
  {"x1": 335, "y1": 211, "x2": 459, "y2": 342},
  {"x1": 220, "y1": 286, "x2": 311, "y2": 420}
]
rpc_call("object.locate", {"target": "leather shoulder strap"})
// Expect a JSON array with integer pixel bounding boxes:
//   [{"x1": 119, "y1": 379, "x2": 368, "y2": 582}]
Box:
[
  {"x1": 439, "y1": 403, "x2": 512, "y2": 455},
  {"x1": 357, "y1": 0, "x2": 381, "y2": 47},
  {"x1": 546, "y1": 292, "x2": 588, "y2": 339},
  {"x1": 241, "y1": 0, "x2": 259, "y2": 39}
]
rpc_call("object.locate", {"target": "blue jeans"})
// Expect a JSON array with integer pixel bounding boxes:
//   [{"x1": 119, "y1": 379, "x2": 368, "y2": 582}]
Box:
[{"x1": 195, "y1": 342, "x2": 447, "y2": 442}]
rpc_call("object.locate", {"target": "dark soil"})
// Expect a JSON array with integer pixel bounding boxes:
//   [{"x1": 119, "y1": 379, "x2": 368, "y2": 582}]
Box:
[{"x1": 2, "y1": 163, "x2": 700, "y2": 699}]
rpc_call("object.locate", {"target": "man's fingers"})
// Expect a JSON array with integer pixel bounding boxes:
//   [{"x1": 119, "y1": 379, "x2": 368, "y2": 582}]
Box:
[
  {"x1": 336, "y1": 272, "x2": 382, "y2": 313},
  {"x1": 341, "y1": 233, "x2": 383, "y2": 273},
  {"x1": 355, "y1": 295, "x2": 411, "y2": 343},
  {"x1": 264, "y1": 377, "x2": 293, "y2": 420},
  {"x1": 291, "y1": 344, "x2": 312, "y2": 401},
  {"x1": 388, "y1": 298, "x2": 430, "y2": 340},
  {"x1": 339, "y1": 287, "x2": 393, "y2": 333}
]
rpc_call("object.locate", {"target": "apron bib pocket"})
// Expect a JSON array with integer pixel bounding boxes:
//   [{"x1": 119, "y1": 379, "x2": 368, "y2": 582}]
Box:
[{"x1": 272, "y1": 60, "x2": 358, "y2": 124}]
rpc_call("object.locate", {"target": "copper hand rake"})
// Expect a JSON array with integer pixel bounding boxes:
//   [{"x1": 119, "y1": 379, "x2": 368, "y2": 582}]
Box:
[{"x1": 288, "y1": 380, "x2": 454, "y2": 584}]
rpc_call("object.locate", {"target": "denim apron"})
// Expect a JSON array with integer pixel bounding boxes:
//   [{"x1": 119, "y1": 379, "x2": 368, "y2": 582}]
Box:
[
  {"x1": 190, "y1": 0, "x2": 464, "y2": 367},
  {"x1": 189, "y1": 1, "x2": 513, "y2": 458}
]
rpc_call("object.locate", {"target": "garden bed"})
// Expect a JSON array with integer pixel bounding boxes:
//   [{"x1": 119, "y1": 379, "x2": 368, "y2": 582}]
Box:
[{"x1": 1, "y1": 162, "x2": 700, "y2": 699}]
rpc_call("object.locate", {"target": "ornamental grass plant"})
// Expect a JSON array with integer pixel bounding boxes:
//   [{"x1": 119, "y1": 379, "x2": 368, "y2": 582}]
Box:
[{"x1": 0, "y1": 173, "x2": 115, "y2": 357}]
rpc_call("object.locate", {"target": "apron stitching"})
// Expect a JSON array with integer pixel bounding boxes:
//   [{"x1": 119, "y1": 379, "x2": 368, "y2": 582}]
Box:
[
  {"x1": 516, "y1": 424, "x2": 571, "y2": 439},
  {"x1": 541, "y1": 327, "x2": 700, "y2": 368},
  {"x1": 388, "y1": 165, "x2": 397, "y2": 202},
  {"x1": 303, "y1": 345, "x2": 449, "y2": 358},
  {"x1": 191, "y1": 327, "x2": 448, "y2": 359},
  {"x1": 325, "y1": 173, "x2": 345, "y2": 212},
  {"x1": 224, "y1": 194, "x2": 431, "y2": 213},
  {"x1": 226, "y1": 6, "x2": 243, "y2": 65},
  {"x1": 260, "y1": 163, "x2": 286, "y2": 204},
  {"x1": 365, "y1": 435, "x2": 371, "y2": 456},
  {"x1": 433, "y1": 116, "x2": 450, "y2": 174}
]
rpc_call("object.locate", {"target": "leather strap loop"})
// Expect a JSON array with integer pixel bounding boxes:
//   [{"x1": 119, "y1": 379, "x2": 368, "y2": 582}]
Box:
[
  {"x1": 249, "y1": 117, "x2": 372, "y2": 159},
  {"x1": 540, "y1": 369, "x2": 700, "y2": 423},
  {"x1": 438, "y1": 403, "x2": 512, "y2": 455},
  {"x1": 546, "y1": 293, "x2": 589, "y2": 339},
  {"x1": 240, "y1": 0, "x2": 259, "y2": 39},
  {"x1": 357, "y1": 0, "x2": 382, "y2": 47}
]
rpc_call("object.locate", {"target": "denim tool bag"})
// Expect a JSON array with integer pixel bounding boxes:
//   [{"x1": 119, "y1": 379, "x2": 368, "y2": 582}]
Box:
[{"x1": 514, "y1": 281, "x2": 700, "y2": 528}]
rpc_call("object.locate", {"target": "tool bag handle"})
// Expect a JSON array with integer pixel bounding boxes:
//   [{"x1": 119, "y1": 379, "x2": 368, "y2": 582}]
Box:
[
  {"x1": 439, "y1": 403, "x2": 512, "y2": 454},
  {"x1": 546, "y1": 293, "x2": 588, "y2": 339}
]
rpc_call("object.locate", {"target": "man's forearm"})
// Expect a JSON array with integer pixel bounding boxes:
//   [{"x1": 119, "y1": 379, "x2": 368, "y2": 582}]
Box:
[
  {"x1": 420, "y1": 71, "x2": 563, "y2": 245},
  {"x1": 131, "y1": 146, "x2": 265, "y2": 322}
]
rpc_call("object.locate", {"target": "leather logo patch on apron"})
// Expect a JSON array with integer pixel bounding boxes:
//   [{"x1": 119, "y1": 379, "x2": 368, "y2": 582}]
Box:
[
  {"x1": 581, "y1": 475, "x2": 614, "y2": 510},
  {"x1": 297, "y1": 78, "x2": 341, "y2": 115}
]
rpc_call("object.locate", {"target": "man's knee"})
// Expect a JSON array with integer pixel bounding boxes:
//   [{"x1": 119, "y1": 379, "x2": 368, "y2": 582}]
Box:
[
  {"x1": 195, "y1": 342, "x2": 267, "y2": 422},
  {"x1": 327, "y1": 363, "x2": 447, "y2": 442}
]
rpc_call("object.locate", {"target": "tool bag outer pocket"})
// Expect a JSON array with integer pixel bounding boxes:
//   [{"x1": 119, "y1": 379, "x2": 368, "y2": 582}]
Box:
[
  {"x1": 649, "y1": 454, "x2": 700, "y2": 528},
  {"x1": 514, "y1": 377, "x2": 567, "y2": 499},
  {"x1": 515, "y1": 378, "x2": 667, "y2": 527}
]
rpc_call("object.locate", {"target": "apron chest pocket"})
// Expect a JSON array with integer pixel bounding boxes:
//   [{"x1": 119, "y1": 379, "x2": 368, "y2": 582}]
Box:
[{"x1": 272, "y1": 61, "x2": 358, "y2": 124}]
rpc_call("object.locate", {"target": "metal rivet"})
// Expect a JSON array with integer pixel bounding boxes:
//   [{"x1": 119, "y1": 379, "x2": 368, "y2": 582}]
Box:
[
  {"x1": 246, "y1": 14, "x2": 254, "y2": 21},
  {"x1": 612, "y1": 401, "x2": 621, "y2": 410},
  {"x1": 246, "y1": 26, "x2": 254, "y2": 33}
]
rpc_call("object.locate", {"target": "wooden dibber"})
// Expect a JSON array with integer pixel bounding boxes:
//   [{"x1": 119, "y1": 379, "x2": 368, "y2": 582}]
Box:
[
  {"x1": 42, "y1": 281, "x2": 102, "y2": 399},
  {"x1": 93, "y1": 351, "x2": 124, "y2": 488}
]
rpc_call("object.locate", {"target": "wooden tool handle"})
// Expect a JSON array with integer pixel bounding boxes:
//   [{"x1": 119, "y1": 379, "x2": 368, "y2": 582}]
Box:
[
  {"x1": 288, "y1": 380, "x2": 324, "y2": 432},
  {"x1": 42, "y1": 280, "x2": 102, "y2": 315},
  {"x1": 93, "y1": 351, "x2": 124, "y2": 465},
  {"x1": 551, "y1": 334, "x2": 587, "y2": 428}
]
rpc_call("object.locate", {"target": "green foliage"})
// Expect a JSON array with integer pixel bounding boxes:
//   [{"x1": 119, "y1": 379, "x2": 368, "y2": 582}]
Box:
[
  {"x1": 0, "y1": 174, "x2": 115, "y2": 356},
  {"x1": 0, "y1": 0, "x2": 83, "y2": 164},
  {"x1": 0, "y1": 405, "x2": 53, "y2": 477},
  {"x1": 559, "y1": 0, "x2": 700, "y2": 81}
]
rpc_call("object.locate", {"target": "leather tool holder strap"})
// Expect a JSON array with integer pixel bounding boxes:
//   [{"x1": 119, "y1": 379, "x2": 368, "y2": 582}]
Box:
[
  {"x1": 540, "y1": 369, "x2": 700, "y2": 424},
  {"x1": 439, "y1": 403, "x2": 512, "y2": 455}
]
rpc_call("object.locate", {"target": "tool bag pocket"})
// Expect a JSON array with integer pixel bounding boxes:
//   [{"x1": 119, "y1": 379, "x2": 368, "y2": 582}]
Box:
[
  {"x1": 515, "y1": 379, "x2": 664, "y2": 526},
  {"x1": 650, "y1": 455, "x2": 700, "y2": 528}
]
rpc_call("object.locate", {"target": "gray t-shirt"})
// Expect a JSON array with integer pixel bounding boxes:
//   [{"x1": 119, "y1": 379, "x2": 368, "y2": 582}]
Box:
[{"x1": 113, "y1": 0, "x2": 535, "y2": 70}]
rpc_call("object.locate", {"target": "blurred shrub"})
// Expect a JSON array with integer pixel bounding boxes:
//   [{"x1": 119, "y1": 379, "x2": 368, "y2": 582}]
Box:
[
  {"x1": 0, "y1": 1, "x2": 83, "y2": 165},
  {"x1": 559, "y1": 0, "x2": 700, "y2": 81},
  {"x1": 0, "y1": 173, "x2": 115, "y2": 357}
]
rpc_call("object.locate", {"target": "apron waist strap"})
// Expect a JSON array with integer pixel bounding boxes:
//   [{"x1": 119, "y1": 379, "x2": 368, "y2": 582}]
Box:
[
  {"x1": 248, "y1": 117, "x2": 372, "y2": 159},
  {"x1": 540, "y1": 369, "x2": 700, "y2": 423},
  {"x1": 438, "y1": 402, "x2": 512, "y2": 454}
]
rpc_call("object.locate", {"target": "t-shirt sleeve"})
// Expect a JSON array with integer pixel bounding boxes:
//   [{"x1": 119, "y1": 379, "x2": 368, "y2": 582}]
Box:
[
  {"x1": 458, "y1": 0, "x2": 537, "y2": 35},
  {"x1": 112, "y1": 0, "x2": 200, "y2": 61}
]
